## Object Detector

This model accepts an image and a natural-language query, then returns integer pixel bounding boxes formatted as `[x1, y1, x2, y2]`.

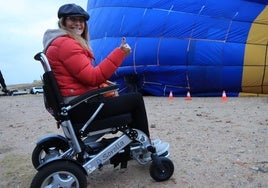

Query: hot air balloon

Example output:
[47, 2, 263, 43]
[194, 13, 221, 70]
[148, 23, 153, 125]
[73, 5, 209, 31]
[87, 0, 268, 96]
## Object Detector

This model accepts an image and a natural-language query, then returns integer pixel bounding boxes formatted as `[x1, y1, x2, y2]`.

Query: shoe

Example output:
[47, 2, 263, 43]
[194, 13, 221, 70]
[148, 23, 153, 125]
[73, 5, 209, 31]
[151, 138, 161, 146]
[142, 141, 170, 162]
[2, 88, 9, 93]
[155, 141, 170, 156]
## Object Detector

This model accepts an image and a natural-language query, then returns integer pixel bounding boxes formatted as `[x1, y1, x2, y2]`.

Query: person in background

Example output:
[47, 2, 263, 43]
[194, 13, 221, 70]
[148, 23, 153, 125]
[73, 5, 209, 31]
[42, 3, 169, 160]
[0, 70, 9, 94]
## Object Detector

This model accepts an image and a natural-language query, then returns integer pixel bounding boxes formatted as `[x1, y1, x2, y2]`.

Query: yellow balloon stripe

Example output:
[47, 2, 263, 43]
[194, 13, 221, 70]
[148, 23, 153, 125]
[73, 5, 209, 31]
[242, 6, 268, 95]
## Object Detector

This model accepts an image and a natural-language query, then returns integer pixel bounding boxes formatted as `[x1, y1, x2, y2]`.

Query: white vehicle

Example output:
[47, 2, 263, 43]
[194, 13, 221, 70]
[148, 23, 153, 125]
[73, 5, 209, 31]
[30, 87, 43, 94]
[10, 89, 28, 96]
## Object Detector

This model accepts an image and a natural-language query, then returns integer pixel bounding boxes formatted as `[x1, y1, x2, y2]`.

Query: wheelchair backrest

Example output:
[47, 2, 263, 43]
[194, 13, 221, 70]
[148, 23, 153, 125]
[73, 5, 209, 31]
[34, 52, 65, 121]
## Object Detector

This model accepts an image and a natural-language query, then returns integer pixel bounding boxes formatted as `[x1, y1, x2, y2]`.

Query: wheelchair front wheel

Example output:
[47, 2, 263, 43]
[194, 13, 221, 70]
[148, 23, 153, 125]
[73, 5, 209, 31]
[149, 157, 174, 182]
[30, 160, 87, 188]
[32, 140, 69, 169]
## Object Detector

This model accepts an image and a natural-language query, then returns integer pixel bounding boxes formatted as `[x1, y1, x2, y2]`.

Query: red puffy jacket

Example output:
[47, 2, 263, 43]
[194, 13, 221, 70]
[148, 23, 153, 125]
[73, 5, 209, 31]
[45, 35, 126, 97]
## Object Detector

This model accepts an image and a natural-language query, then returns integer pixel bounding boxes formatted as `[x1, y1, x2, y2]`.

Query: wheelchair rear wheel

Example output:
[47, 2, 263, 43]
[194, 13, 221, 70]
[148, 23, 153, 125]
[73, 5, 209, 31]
[30, 160, 87, 188]
[32, 140, 69, 169]
[149, 157, 174, 182]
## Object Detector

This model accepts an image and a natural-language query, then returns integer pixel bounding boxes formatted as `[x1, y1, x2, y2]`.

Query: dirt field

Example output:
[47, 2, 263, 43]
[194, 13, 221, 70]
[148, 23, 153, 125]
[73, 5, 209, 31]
[0, 95, 267, 187]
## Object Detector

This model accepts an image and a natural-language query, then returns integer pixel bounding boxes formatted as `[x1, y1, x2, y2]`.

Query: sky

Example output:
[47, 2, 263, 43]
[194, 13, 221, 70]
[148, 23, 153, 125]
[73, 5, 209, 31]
[0, 0, 87, 85]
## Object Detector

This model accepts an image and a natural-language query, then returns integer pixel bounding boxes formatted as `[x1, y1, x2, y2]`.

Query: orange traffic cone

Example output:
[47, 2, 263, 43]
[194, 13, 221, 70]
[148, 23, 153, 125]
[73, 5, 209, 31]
[221, 90, 227, 102]
[168, 91, 174, 100]
[185, 91, 192, 100]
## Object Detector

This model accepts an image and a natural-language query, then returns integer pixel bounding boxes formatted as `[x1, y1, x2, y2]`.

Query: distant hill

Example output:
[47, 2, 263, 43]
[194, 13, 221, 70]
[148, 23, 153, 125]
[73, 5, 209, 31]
[4, 80, 43, 91]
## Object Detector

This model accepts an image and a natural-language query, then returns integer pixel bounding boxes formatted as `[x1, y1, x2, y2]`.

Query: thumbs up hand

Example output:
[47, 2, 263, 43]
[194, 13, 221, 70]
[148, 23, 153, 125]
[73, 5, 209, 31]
[120, 37, 131, 56]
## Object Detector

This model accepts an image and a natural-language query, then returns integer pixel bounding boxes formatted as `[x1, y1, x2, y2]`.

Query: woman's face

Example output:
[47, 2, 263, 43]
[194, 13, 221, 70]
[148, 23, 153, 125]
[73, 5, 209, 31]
[65, 16, 85, 36]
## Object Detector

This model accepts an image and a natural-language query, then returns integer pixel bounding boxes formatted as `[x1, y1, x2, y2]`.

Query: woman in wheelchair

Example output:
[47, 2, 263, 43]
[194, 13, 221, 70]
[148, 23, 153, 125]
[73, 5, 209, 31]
[42, 3, 170, 161]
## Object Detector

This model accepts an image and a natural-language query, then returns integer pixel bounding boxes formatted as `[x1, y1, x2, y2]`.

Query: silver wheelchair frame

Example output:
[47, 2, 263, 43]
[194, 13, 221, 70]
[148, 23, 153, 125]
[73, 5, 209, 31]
[30, 52, 174, 187]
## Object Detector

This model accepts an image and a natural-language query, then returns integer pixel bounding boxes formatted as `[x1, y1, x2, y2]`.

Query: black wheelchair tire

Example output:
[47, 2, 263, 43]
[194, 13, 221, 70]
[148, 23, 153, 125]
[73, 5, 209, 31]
[32, 140, 69, 169]
[30, 160, 87, 188]
[149, 157, 174, 182]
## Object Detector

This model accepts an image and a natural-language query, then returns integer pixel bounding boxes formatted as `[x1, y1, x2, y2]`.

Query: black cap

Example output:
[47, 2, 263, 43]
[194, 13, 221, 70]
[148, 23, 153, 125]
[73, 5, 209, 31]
[58, 4, 89, 21]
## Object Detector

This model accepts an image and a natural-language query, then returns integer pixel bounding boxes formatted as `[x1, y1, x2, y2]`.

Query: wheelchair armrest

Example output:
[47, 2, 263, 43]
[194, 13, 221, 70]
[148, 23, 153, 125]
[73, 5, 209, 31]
[67, 84, 119, 108]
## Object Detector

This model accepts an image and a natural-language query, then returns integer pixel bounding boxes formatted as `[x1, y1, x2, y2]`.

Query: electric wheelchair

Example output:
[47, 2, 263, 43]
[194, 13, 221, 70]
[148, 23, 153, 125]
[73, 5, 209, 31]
[30, 52, 174, 187]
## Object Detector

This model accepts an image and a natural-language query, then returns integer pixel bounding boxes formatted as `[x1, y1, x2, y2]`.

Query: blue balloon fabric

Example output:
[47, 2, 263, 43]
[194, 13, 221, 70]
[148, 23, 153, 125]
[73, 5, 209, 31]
[87, 0, 268, 97]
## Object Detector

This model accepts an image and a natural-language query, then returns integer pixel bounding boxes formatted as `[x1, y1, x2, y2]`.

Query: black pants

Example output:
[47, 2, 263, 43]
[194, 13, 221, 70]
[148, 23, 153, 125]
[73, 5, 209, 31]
[69, 92, 150, 137]
[0, 70, 7, 89]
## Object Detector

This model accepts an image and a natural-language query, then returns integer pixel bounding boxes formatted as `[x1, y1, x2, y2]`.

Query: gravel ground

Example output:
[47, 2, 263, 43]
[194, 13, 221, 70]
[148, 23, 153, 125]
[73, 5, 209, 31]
[0, 95, 267, 188]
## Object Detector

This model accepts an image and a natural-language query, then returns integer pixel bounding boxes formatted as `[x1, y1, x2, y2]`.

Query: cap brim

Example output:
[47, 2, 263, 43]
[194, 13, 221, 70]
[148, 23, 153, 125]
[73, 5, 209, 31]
[67, 14, 89, 20]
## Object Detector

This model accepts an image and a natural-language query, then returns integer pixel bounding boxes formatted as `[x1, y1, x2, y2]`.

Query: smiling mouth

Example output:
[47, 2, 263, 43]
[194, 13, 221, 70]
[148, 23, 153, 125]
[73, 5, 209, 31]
[71, 28, 83, 34]
[71, 27, 82, 31]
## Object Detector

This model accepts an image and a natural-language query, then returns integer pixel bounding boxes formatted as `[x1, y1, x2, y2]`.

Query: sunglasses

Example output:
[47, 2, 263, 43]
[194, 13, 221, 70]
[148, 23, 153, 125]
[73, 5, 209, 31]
[66, 17, 86, 23]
